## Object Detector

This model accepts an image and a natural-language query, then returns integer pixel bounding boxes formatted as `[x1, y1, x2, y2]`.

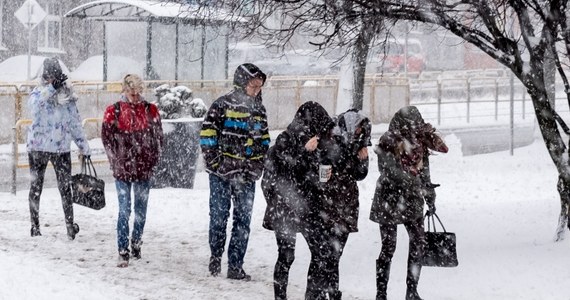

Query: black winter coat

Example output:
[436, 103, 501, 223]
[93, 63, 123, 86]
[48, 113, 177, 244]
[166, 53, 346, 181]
[261, 101, 334, 232]
[370, 106, 442, 225]
[320, 111, 370, 233]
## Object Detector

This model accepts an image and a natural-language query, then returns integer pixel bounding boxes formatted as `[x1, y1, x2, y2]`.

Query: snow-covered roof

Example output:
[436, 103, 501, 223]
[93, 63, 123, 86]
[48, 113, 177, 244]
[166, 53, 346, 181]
[64, 0, 244, 23]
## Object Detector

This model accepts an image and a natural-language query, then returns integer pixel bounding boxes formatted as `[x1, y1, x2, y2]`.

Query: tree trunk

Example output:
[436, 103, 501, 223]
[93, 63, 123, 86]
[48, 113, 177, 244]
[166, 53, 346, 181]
[351, 21, 378, 111]
[526, 61, 570, 240]
[352, 39, 370, 111]
[543, 48, 556, 109]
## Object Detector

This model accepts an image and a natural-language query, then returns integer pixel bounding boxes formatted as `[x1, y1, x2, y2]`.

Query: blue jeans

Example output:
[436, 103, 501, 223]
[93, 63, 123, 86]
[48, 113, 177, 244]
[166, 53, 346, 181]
[116, 180, 150, 252]
[208, 173, 255, 270]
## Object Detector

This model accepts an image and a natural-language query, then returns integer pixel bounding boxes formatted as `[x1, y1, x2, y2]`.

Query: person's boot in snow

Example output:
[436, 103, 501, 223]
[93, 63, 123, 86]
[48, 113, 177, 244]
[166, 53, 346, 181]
[328, 290, 342, 300]
[117, 250, 129, 268]
[66, 223, 80, 240]
[405, 262, 423, 300]
[209, 256, 221, 276]
[376, 259, 390, 300]
[227, 267, 251, 281]
[405, 287, 423, 300]
[305, 289, 328, 300]
[131, 240, 143, 259]
[30, 225, 41, 237]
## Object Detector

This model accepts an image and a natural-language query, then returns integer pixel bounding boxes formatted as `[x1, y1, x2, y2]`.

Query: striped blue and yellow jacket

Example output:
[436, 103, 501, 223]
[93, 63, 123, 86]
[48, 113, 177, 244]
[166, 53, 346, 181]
[200, 89, 270, 181]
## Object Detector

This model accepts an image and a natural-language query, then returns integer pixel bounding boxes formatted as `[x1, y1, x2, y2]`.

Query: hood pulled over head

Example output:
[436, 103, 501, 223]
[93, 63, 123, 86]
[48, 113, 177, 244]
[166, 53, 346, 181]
[380, 105, 448, 154]
[337, 109, 372, 146]
[288, 101, 334, 143]
[233, 63, 267, 89]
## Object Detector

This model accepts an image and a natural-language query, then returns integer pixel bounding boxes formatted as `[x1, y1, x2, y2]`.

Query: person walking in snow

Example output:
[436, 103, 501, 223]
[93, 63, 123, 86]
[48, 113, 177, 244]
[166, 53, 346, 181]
[200, 63, 270, 281]
[261, 101, 336, 299]
[101, 74, 163, 268]
[313, 109, 371, 299]
[370, 106, 448, 300]
[296, 106, 371, 300]
[27, 57, 91, 240]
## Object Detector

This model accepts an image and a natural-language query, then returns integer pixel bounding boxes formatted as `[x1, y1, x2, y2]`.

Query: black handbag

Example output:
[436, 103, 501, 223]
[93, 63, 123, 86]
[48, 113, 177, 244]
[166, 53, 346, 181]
[422, 212, 458, 267]
[72, 156, 106, 210]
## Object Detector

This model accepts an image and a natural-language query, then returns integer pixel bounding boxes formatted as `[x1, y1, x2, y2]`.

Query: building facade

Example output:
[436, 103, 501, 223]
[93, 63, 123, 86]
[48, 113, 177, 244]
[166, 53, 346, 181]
[1, 0, 103, 69]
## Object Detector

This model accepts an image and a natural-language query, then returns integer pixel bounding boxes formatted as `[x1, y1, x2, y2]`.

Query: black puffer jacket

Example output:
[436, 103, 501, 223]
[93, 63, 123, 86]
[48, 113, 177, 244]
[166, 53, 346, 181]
[261, 101, 334, 231]
[370, 106, 447, 224]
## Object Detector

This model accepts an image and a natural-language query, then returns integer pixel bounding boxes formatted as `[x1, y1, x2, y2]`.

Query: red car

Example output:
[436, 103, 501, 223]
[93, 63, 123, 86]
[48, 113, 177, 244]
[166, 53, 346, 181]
[374, 39, 426, 73]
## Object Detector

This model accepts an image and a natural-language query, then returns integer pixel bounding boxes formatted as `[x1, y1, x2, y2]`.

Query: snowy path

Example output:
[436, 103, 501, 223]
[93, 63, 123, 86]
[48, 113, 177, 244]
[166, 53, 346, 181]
[0, 137, 569, 299]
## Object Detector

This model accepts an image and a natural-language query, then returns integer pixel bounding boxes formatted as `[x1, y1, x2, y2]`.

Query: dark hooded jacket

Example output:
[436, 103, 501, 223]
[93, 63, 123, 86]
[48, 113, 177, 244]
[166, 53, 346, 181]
[261, 101, 334, 232]
[370, 106, 448, 224]
[320, 110, 371, 233]
[199, 63, 270, 182]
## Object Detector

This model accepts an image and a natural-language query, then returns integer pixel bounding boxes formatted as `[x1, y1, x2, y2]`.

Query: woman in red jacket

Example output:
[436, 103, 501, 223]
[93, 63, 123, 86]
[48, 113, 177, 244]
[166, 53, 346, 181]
[101, 74, 163, 267]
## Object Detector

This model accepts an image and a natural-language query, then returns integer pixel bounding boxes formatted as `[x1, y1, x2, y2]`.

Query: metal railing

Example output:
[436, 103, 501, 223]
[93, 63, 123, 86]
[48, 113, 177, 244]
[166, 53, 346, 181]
[6, 71, 543, 193]
[11, 117, 106, 194]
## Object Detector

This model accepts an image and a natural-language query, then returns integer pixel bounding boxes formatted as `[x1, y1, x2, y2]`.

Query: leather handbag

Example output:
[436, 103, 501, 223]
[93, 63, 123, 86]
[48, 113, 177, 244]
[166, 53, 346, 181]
[72, 156, 106, 210]
[422, 212, 458, 267]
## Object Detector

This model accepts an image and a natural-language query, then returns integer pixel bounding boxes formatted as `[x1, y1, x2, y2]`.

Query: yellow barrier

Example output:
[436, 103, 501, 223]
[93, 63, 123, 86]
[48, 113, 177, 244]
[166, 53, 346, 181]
[11, 117, 108, 194]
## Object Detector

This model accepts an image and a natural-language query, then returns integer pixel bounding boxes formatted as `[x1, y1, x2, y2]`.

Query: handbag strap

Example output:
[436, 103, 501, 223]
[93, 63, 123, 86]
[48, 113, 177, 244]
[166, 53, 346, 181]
[425, 212, 447, 233]
[81, 156, 98, 178]
[81, 156, 89, 175]
[86, 157, 98, 178]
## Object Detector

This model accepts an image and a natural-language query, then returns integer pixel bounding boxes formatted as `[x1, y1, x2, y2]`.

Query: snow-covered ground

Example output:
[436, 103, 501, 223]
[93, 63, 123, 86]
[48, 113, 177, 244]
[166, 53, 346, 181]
[0, 135, 569, 300]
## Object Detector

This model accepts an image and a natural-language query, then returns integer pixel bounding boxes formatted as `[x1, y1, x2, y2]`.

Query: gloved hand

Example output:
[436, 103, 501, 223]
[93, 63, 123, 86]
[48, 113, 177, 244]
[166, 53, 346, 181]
[52, 73, 68, 90]
[427, 203, 436, 216]
[78, 154, 90, 163]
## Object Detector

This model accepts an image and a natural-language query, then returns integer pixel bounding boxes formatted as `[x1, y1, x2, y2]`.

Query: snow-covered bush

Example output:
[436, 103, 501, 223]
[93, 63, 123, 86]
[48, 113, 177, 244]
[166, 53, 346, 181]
[153, 84, 207, 119]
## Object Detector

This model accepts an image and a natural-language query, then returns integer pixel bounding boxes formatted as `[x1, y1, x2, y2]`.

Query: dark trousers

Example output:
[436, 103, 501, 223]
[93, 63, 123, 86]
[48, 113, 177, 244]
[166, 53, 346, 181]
[28, 151, 73, 227]
[378, 218, 425, 290]
[301, 222, 349, 300]
[274, 230, 296, 300]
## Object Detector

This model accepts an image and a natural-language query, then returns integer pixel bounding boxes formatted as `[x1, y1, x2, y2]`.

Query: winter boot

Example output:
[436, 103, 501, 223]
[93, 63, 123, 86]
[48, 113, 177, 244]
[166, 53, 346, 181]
[274, 260, 292, 300]
[328, 290, 342, 300]
[131, 240, 143, 259]
[274, 281, 288, 300]
[405, 288, 423, 300]
[376, 259, 391, 300]
[117, 250, 130, 268]
[208, 256, 221, 276]
[304, 289, 328, 300]
[405, 263, 423, 300]
[66, 223, 80, 240]
[227, 267, 252, 281]
[30, 225, 41, 237]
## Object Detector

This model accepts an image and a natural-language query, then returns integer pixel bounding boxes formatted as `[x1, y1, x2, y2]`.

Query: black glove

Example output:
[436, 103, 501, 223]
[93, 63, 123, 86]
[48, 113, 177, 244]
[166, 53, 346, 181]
[78, 154, 90, 163]
[52, 73, 68, 90]
[427, 203, 436, 216]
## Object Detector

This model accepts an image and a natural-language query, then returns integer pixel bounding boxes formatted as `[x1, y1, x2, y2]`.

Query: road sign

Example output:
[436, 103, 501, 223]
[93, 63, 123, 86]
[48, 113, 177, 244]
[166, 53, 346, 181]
[14, 0, 47, 30]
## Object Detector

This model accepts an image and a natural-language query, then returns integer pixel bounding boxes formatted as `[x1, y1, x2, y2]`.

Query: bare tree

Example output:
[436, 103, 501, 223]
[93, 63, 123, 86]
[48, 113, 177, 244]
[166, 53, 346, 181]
[179, 0, 570, 239]
[358, 0, 570, 241]
[176, 0, 384, 110]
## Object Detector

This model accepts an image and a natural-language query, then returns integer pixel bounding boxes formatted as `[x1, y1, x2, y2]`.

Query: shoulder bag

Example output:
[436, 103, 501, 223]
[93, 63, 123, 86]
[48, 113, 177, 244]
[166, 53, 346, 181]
[422, 212, 459, 267]
[72, 156, 106, 210]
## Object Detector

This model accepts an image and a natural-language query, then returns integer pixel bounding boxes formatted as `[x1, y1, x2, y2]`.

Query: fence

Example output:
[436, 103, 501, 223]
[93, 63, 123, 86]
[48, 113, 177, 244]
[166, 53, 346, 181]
[7, 70, 548, 193]
[5, 75, 410, 144]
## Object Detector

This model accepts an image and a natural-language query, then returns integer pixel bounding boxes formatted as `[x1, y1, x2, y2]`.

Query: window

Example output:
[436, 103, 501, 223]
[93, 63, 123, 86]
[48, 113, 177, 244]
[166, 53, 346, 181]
[37, 1, 63, 53]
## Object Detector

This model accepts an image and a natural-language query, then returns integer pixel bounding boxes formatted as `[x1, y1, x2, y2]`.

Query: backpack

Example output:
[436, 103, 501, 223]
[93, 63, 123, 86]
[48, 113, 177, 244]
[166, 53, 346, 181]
[113, 101, 152, 127]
